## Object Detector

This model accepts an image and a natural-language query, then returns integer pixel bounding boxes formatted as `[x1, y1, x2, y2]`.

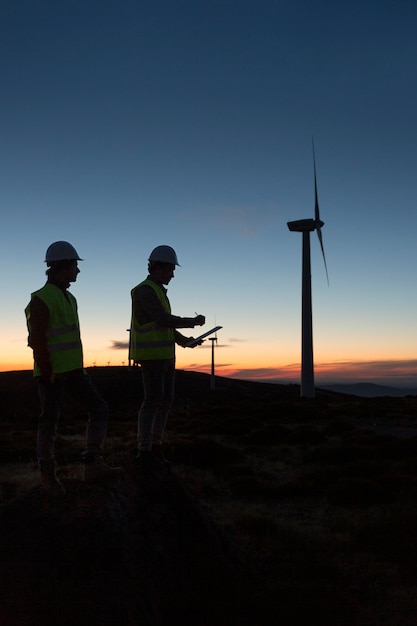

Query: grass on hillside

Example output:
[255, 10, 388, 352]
[2, 370, 417, 624]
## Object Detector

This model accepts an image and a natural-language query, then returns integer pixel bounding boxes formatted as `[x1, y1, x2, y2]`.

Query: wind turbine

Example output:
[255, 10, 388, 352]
[209, 328, 218, 390]
[287, 141, 329, 398]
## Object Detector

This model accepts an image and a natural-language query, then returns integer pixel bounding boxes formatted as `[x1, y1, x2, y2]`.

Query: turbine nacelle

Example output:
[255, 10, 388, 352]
[287, 218, 324, 233]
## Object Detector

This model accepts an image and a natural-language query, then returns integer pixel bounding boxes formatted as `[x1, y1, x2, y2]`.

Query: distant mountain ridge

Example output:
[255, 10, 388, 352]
[318, 382, 417, 398]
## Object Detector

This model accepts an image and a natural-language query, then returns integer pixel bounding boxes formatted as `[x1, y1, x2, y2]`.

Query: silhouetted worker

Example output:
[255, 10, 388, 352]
[25, 241, 122, 495]
[130, 245, 205, 466]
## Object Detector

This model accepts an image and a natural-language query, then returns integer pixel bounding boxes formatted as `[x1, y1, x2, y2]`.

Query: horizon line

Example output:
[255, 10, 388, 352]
[2, 361, 417, 389]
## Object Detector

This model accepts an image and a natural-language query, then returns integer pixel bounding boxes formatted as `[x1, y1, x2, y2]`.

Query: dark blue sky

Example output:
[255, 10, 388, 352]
[2, 0, 417, 383]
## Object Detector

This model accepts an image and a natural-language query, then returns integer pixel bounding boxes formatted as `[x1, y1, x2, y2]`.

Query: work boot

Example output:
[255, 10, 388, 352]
[152, 445, 172, 468]
[84, 456, 124, 484]
[40, 460, 66, 496]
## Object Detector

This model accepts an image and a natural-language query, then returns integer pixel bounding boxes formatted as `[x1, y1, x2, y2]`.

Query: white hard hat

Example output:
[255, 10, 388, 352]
[45, 241, 83, 264]
[148, 245, 180, 266]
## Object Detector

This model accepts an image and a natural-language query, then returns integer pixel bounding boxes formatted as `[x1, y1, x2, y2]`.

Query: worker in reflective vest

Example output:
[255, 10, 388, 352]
[25, 241, 122, 495]
[130, 277, 176, 361]
[26, 281, 83, 377]
[130, 245, 205, 467]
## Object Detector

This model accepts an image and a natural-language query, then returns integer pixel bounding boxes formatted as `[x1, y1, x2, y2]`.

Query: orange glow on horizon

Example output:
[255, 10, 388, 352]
[1, 354, 416, 385]
[0, 362, 33, 373]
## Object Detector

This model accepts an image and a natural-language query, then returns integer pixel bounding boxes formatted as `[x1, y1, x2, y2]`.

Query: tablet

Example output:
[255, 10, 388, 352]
[185, 326, 223, 347]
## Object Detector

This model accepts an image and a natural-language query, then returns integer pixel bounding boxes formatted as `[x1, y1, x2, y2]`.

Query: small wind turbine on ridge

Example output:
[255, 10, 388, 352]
[287, 139, 329, 398]
[209, 322, 219, 390]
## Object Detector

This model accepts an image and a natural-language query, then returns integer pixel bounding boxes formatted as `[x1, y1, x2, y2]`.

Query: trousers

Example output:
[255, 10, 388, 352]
[137, 358, 175, 451]
[36, 373, 108, 463]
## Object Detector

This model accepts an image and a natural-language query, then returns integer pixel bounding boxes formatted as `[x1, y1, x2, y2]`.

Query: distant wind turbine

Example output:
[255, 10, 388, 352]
[287, 141, 329, 398]
[209, 327, 219, 390]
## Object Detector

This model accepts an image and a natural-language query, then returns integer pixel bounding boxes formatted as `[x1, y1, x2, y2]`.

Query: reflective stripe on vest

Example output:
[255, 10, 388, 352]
[47, 323, 78, 338]
[48, 341, 83, 353]
[26, 283, 83, 375]
[130, 280, 175, 361]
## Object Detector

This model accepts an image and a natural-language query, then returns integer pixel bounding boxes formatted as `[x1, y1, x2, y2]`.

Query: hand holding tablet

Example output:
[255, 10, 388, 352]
[185, 326, 223, 348]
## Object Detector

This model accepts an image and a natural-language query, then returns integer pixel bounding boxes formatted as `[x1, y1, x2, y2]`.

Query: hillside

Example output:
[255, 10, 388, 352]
[2, 367, 417, 624]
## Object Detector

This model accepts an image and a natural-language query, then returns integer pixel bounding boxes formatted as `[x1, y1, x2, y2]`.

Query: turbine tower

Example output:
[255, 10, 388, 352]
[209, 331, 218, 390]
[287, 141, 329, 398]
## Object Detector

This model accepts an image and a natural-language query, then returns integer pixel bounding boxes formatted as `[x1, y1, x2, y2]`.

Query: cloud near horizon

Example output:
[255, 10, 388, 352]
[226, 359, 417, 384]
[111, 340, 129, 350]
[107, 342, 417, 385]
[110, 340, 229, 350]
[316, 359, 417, 378]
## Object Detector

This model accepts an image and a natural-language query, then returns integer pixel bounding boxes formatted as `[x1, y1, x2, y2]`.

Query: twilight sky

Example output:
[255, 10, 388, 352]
[2, 0, 417, 386]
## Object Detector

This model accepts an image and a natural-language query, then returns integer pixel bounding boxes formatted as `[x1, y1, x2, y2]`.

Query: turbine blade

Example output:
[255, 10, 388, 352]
[316, 224, 329, 285]
[312, 139, 320, 223]
[312, 138, 329, 285]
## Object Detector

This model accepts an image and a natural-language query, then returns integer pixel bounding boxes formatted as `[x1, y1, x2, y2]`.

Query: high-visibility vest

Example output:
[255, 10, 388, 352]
[130, 279, 175, 361]
[25, 283, 83, 375]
